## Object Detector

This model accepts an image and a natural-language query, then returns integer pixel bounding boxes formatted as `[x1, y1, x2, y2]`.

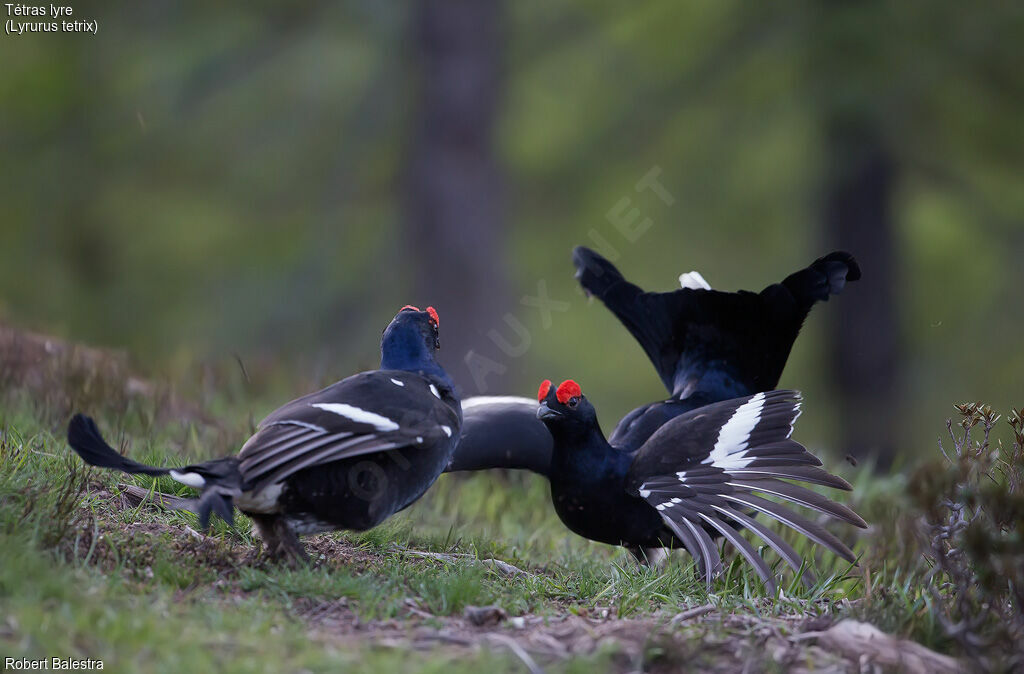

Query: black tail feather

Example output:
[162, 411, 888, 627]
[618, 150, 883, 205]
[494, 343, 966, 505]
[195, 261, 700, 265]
[446, 396, 553, 476]
[67, 413, 239, 531]
[780, 251, 861, 310]
[67, 414, 169, 477]
[572, 246, 629, 299]
[572, 246, 676, 393]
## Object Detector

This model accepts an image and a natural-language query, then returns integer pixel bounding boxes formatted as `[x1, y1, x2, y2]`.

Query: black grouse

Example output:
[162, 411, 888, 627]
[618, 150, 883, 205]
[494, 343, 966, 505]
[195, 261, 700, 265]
[449, 247, 861, 476]
[67, 305, 461, 563]
[536, 378, 866, 591]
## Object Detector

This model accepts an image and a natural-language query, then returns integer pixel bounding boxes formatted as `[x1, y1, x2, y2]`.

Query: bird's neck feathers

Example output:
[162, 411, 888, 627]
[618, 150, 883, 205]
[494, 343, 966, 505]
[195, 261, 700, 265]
[548, 420, 623, 479]
[380, 327, 448, 381]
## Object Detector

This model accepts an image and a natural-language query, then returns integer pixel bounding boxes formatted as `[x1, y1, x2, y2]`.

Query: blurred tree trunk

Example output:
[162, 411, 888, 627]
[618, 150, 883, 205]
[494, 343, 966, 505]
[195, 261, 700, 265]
[405, 0, 510, 393]
[810, 1, 904, 470]
[821, 119, 901, 470]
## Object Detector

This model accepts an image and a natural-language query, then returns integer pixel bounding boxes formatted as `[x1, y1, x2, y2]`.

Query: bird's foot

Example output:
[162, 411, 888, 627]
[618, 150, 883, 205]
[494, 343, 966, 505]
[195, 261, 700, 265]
[250, 515, 310, 568]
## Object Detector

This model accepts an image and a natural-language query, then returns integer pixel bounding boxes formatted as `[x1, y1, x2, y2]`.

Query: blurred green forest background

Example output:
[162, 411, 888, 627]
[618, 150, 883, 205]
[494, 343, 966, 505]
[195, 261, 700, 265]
[1, 1, 1022, 466]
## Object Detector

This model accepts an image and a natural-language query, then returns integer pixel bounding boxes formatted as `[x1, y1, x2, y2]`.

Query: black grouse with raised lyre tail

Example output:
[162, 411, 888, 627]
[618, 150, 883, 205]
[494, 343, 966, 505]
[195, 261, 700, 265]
[67, 306, 460, 562]
[535, 379, 866, 591]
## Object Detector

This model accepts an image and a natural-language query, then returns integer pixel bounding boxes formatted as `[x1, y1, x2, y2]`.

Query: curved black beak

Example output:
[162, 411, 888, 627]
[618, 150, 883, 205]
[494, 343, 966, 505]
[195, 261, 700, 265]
[537, 401, 562, 421]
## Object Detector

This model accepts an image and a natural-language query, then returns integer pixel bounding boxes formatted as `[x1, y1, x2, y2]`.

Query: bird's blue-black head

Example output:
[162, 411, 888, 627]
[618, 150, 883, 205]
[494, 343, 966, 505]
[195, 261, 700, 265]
[536, 379, 600, 441]
[381, 305, 442, 374]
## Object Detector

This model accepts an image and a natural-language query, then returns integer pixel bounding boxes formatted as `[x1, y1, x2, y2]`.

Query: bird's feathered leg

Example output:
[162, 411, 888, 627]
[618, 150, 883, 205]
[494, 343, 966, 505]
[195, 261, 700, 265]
[628, 546, 670, 570]
[249, 514, 309, 567]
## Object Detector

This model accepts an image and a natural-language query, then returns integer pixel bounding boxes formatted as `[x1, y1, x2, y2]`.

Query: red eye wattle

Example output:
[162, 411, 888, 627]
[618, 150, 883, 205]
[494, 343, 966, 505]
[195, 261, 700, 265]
[537, 379, 552, 402]
[556, 380, 582, 404]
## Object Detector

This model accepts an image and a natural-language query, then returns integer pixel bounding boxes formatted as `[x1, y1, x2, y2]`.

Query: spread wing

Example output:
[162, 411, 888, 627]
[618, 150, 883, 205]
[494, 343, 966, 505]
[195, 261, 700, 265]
[446, 396, 553, 475]
[574, 246, 860, 401]
[238, 370, 459, 492]
[626, 390, 866, 592]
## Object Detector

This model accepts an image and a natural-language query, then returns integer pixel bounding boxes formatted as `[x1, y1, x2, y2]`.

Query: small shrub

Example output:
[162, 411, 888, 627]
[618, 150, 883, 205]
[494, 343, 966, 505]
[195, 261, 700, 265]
[910, 403, 1024, 670]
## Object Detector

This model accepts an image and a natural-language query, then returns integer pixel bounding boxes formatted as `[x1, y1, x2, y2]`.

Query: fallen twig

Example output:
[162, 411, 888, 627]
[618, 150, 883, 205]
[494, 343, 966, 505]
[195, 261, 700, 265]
[119, 483, 199, 514]
[484, 634, 545, 674]
[669, 604, 715, 625]
[392, 545, 533, 578]
[797, 620, 962, 674]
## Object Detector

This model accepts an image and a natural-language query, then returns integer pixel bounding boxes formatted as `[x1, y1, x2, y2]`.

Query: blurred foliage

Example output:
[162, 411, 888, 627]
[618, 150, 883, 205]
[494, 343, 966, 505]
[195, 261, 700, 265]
[835, 402, 1024, 668]
[1, 1, 1022, 455]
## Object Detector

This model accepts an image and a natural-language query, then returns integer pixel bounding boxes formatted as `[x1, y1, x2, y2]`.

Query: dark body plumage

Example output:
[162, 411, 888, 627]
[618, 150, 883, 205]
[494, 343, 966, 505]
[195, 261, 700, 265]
[67, 306, 460, 561]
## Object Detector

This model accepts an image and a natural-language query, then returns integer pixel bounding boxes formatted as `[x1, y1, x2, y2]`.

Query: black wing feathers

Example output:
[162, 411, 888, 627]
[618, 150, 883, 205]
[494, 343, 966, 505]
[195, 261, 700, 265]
[237, 370, 457, 493]
[237, 427, 322, 473]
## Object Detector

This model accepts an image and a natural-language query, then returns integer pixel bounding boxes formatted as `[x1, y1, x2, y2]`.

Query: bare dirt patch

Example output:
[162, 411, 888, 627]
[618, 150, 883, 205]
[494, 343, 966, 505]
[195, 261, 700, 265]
[293, 593, 870, 673]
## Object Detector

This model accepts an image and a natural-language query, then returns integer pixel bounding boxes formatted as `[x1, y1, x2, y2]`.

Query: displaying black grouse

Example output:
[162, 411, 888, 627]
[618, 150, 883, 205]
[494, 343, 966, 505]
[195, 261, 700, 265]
[67, 305, 461, 563]
[536, 378, 866, 592]
[449, 247, 862, 476]
[446, 248, 865, 586]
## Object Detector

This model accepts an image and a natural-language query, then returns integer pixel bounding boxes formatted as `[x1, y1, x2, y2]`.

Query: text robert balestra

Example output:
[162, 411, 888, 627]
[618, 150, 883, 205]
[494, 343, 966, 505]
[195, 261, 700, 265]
[4, 657, 104, 670]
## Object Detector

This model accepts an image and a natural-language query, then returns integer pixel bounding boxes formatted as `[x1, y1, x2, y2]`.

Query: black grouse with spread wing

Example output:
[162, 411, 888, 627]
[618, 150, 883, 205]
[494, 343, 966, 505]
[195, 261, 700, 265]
[535, 379, 866, 591]
[67, 306, 460, 562]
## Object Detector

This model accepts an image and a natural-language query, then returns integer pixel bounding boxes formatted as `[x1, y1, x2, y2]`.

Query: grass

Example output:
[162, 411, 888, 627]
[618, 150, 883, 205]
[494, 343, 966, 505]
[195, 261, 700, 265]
[1, 370, 1015, 672]
[0, 402, 590, 673]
